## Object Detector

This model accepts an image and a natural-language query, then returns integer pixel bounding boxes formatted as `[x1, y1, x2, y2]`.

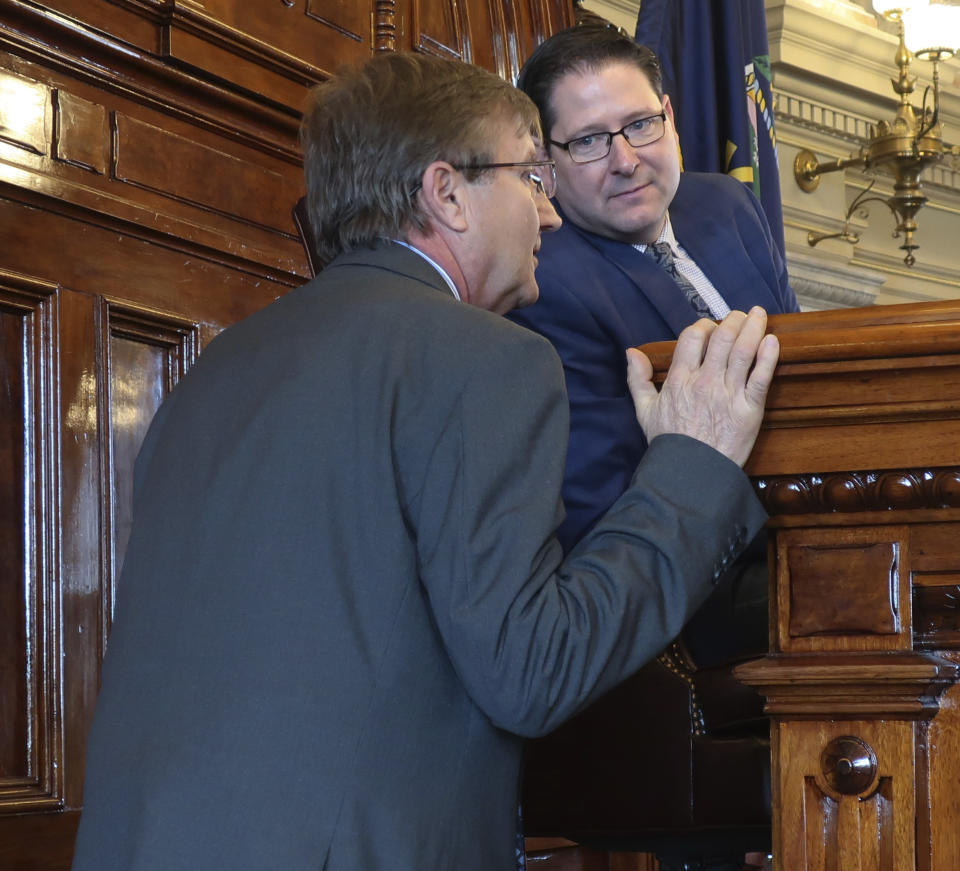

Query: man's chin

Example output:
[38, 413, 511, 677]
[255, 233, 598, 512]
[502, 283, 539, 315]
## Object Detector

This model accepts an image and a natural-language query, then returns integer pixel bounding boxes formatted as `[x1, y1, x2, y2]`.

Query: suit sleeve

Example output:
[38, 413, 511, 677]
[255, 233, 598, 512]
[407, 327, 767, 738]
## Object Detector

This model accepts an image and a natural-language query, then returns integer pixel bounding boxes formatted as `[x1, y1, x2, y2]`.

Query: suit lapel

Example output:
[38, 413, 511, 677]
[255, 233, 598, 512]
[670, 177, 781, 314]
[569, 223, 700, 337]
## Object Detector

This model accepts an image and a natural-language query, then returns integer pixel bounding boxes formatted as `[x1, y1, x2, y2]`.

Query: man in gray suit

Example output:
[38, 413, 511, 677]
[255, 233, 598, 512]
[71, 52, 778, 871]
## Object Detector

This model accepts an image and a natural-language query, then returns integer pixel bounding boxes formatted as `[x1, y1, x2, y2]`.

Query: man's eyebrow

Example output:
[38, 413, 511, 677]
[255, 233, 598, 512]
[564, 110, 661, 140]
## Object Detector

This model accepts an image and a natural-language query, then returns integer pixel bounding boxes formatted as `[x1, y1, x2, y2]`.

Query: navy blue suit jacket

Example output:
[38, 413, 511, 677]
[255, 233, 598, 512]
[511, 172, 799, 551]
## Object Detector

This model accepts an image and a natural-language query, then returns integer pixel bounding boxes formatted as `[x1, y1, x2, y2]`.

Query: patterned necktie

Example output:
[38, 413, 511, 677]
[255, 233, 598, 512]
[650, 241, 714, 320]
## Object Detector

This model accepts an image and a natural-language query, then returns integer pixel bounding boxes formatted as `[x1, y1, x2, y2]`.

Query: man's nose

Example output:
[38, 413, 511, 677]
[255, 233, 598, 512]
[536, 192, 562, 232]
[608, 131, 640, 173]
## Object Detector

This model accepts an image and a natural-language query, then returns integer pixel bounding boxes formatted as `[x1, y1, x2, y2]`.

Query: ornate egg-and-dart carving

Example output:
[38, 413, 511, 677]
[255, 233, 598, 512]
[754, 469, 960, 515]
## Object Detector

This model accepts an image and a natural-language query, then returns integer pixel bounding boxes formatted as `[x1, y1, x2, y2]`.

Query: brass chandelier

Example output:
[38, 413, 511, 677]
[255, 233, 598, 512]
[794, 1, 960, 266]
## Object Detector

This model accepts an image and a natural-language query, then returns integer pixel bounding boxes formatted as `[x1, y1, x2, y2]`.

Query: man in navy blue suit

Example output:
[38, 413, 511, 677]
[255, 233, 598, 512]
[511, 24, 799, 553]
[510, 26, 798, 871]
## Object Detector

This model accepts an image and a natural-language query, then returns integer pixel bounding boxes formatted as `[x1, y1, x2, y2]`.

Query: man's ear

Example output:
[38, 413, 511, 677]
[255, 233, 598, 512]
[662, 94, 683, 171]
[662, 93, 676, 126]
[417, 161, 470, 233]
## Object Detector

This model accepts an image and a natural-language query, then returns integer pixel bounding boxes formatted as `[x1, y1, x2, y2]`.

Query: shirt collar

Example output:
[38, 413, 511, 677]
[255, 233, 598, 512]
[632, 214, 677, 257]
[392, 240, 461, 301]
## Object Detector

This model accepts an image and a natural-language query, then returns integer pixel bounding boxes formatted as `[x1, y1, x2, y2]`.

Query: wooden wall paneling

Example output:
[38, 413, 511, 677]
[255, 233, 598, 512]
[99, 300, 199, 646]
[159, 0, 373, 106]
[55, 286, 101, 822]
[0, 196, 289, 331]
[0, 61, 308, 281]
[0, 1, 305, 149]
[0, 269, 61, 816]
[404, 0, 573, 81]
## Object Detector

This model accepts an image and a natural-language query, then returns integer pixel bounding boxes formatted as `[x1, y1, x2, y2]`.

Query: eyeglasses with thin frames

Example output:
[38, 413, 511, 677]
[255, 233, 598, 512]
[451, 160, 557, 199]
[549, 112, 667, 164]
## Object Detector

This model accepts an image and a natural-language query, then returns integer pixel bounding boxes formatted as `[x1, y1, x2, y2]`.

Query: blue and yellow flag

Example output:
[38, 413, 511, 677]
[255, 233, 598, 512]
[635, 0, 785, 256]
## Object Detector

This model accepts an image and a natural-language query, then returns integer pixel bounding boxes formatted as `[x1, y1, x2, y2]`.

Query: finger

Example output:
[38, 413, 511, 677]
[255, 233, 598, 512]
[666, 318, 716, 381]
[625, 347, 657, 412]
[699, 309, 747, 373]
[724, 306, 769, 391]
[743, 332, 780, 407]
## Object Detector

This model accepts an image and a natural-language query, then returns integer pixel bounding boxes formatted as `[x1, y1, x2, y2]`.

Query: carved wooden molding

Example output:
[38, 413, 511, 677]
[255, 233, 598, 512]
[0, 268, 62, 814]
[754, 467, 960, 516]
[374, 0, 398, 51]
[735, 652, 958, 719]
[771, 717, 923, 870]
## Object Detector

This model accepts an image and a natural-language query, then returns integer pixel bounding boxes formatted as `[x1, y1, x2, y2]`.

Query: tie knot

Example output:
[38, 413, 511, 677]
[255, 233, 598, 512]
[650, 241, 675, 266]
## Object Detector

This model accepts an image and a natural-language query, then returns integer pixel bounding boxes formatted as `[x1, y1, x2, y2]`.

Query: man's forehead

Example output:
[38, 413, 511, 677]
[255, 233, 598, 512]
[549, 62, 657, 120]
[490, 122, 538, 161]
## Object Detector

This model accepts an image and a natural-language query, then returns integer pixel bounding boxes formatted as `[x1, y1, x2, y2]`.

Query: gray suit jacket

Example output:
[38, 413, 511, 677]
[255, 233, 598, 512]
[71, 243, 766, 871]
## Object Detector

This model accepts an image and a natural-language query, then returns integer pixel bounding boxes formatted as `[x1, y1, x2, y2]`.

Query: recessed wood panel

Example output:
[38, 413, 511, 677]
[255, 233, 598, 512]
[0, 298, 29, 784]
[112, 112, 298, 234]
[161, 0, 373, 105]
[411, 0, 466, 60]
[0, 69, 48, 156]
[0, 270, 60, 813]
[53, 90, 109, 174]
[913, 573, 960, 650]
[778, 721, 916, 871]
[101, 303, 199, 635]
[788, 541, 900, 637]
[777, 526, 912, 652]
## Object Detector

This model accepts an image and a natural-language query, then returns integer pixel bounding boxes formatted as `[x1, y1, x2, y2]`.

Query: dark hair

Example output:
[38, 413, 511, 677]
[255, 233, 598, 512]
[517, 24, 663, 142]
[299, 52, 539, 268]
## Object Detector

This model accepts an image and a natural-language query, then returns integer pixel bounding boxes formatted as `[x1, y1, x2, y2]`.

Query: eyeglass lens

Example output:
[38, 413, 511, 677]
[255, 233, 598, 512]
[530, 164, 557, 198]
[567, 115, 665, 163]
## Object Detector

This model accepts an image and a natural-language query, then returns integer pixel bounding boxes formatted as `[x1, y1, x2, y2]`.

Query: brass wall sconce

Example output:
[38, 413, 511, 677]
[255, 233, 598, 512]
[794, 2, 959, 266]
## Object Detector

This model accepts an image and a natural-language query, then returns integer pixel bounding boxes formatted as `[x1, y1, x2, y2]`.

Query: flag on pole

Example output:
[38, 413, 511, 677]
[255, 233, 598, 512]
[635, 0, 785, 256]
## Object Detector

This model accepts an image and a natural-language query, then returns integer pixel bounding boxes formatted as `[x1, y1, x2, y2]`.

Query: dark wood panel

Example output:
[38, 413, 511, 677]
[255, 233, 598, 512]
[0, 196, 290, 323]
[0, 270, 60, 814]
[161, 0, 372, 104]
[411, 0, 466, 60]
[167, 0, 371, 69]
[112, 111, 300, 234]
[0, 300, 29, 783]
[102, 303, 199, 638]
[53, 90, 109, 174]
[0, 809, 80, 871]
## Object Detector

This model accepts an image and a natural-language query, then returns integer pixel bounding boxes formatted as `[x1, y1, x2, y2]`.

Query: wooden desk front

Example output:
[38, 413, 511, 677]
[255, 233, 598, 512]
[643, 300, 960, 871]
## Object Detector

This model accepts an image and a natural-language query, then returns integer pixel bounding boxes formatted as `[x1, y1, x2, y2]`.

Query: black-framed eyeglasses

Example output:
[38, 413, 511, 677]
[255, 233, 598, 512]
[451, 160, 557, 198]
[549, 112, 667, 163]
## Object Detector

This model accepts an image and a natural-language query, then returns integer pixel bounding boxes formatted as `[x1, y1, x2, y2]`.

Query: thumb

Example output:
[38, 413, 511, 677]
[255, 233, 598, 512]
[626, 347, 657, 420]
